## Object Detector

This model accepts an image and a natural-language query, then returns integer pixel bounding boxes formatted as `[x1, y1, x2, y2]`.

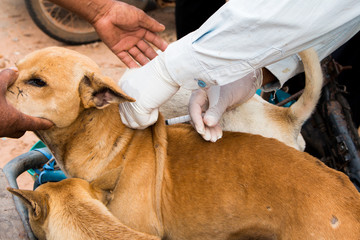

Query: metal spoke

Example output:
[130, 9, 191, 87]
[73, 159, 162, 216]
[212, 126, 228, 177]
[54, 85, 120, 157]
[38, 0, 93, 33]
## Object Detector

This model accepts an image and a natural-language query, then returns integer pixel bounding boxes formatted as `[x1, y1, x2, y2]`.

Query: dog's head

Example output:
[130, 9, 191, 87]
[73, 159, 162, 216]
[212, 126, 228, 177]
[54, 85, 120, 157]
[7, 172, 120, 240]
[5, 47, 134, 128]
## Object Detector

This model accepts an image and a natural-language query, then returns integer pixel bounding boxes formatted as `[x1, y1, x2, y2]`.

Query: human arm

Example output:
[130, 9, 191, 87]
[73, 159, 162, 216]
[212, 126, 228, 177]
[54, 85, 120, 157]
[119, 0, 360, 132]
[164, 0, 360, 87]
[0, 69, 53, 138]
[49, 0, 168, 67]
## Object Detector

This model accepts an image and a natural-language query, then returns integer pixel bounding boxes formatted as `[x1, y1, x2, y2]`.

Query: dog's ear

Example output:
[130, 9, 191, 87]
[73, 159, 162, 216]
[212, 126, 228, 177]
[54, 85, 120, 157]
[7, 188, 48, 221]
[79, 72, 135, 109]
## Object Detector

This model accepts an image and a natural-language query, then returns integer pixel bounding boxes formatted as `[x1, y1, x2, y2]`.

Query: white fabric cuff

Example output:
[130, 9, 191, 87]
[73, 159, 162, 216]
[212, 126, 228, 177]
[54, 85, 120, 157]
[164, 34, 215, 90]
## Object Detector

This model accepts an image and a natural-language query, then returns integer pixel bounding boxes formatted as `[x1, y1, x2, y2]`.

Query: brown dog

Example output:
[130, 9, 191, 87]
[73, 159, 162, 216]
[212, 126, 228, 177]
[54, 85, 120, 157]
[6, 47, 360, 239]
[8, 177, 160, 240]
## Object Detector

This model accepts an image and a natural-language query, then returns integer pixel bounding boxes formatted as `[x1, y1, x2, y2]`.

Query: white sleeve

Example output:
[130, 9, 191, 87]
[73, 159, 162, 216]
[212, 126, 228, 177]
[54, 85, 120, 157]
[164, 0, 360, 89]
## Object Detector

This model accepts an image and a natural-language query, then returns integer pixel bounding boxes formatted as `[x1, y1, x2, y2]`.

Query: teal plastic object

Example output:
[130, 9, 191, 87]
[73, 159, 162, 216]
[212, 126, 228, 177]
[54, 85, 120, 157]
[256, 89, 295, 108]
[269, 90, 295, 107]
[27, 140, 47, 177]
[28, 140, 67, 187]
[29, 140, 46, 151]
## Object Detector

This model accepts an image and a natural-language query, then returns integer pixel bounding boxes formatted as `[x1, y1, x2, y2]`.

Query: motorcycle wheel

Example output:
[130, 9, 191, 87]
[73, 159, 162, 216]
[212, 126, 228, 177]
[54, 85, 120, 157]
[25, 0, 99, 45]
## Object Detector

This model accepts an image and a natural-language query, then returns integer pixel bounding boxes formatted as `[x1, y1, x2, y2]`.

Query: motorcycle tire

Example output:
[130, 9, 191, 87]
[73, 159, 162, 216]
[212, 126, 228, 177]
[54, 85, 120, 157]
[25, 0, 99, 45]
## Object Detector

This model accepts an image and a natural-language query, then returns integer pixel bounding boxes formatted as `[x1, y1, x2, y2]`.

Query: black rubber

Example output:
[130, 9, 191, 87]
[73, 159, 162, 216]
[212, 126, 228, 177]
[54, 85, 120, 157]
[25, 0, 99, 45]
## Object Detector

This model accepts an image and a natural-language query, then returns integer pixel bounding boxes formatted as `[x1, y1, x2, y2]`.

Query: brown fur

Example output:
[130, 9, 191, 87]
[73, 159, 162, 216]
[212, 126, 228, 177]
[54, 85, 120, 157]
[8, 177, 160, 240]
[6, 47, 360, 239]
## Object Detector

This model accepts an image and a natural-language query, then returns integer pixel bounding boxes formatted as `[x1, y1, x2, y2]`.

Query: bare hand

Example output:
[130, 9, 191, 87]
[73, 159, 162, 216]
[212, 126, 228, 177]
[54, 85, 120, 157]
[0, 68, 53, 138]
[92, 1, 168, 68]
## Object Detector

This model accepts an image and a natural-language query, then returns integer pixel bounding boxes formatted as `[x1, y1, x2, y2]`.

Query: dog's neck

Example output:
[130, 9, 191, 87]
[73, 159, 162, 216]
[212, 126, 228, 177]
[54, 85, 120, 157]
[35, 104, 167, 236]
[35, 105, 144, 180]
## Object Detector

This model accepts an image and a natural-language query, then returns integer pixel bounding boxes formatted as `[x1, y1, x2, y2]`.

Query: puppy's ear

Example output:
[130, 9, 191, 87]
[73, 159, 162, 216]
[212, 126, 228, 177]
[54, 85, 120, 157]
[7, 188, 48, 221]
[79, 72, 135, 109]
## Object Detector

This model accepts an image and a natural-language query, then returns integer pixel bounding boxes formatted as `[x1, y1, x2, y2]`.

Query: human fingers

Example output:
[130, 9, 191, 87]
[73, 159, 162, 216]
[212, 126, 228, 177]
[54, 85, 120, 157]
[0, 68, 19, 94]
[201, 127, 211, 141]
[143, 31, 168, 52]
[138, 11, 165, 33]
[16, 112, 54, 132]
[128, 45, 150, 66]
[0, 110, 53, 138]
[5, 130, 26, 139]
[118, 51, 140, 68]
[132, 35, 168, 65]
[137, 39, 158, 61]
[199, 124, 222, 142]
[190, 103, 205, 135]
[203, 86, 226, 127]
[203, 104, 226, 128]
[208, 124, 223, 142]
[189, 89, 208, 135]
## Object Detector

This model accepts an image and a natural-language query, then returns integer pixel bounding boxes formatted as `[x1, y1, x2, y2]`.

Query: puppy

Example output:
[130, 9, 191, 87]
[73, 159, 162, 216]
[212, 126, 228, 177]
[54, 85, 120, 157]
[8, 176, 160, 240]
[161, 49, 323, 151]
[6, 47, 360, 239]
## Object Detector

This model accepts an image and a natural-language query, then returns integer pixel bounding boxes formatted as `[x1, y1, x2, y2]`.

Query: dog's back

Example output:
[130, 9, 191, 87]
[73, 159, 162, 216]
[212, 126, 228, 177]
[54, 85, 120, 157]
[8, 178, 160, 240]
[163, 125, 360, 239]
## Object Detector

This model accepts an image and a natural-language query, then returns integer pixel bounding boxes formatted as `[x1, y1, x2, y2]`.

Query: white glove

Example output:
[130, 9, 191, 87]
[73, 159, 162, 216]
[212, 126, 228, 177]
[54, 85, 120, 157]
[189, 69, 263, 142]
[119, 52, 179, 129]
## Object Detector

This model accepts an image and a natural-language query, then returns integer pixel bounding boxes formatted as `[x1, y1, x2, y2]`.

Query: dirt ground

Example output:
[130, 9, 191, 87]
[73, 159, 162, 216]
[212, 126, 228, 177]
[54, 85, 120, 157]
[0, 0, 176, 189]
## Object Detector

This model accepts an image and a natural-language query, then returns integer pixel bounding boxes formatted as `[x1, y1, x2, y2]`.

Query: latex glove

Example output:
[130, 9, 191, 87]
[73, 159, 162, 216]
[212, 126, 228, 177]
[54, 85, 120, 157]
[189, 69, 263, 142]
[119, 52, 179, 129]
[0, 68, 53, 138]
[91, 1, 168, 68]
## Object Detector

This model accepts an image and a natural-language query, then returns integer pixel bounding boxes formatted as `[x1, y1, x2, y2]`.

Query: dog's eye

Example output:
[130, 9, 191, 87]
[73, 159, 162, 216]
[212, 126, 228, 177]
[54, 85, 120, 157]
[27, 78, 47, 87]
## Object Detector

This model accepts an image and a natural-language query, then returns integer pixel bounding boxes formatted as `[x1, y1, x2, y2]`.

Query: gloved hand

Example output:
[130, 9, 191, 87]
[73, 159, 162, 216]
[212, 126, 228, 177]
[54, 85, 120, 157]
[189, 69, 263, 142]
[118, 52, 179, 129]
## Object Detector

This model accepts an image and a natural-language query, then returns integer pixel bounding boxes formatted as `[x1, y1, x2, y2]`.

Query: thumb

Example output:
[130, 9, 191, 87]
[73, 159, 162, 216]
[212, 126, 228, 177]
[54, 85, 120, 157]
[138, 13, 165, 33]
[6, 130, 26, 139]
[17, 113, 54, 131]
[204, 86, 227, 127]
[203, 104, 226, 127]
[0, 68, 19, 94]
